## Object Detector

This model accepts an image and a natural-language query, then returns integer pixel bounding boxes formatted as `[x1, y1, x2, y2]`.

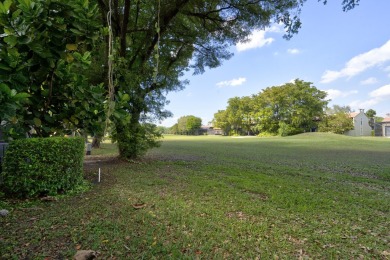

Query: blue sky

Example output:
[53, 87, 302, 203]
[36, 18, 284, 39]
[160, 0, 390, 127]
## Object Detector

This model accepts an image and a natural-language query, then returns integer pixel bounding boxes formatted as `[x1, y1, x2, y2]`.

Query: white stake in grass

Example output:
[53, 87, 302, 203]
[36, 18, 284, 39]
[98, 168, 101, 183]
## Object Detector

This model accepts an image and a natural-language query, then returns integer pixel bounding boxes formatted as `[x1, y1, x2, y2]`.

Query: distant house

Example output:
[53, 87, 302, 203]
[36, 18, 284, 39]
[200, 126, 223, 135]
[345, 109, 372, 136]
[375, 117, 390, 137]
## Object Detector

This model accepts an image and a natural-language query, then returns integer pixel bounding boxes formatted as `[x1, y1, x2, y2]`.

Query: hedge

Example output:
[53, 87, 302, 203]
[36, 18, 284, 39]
[1, 137, 85, 198]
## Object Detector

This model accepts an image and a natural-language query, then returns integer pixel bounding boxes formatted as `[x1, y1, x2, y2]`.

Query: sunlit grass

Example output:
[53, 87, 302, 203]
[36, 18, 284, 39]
[1, 133, 389, 258]
[89, 142, 118, 156]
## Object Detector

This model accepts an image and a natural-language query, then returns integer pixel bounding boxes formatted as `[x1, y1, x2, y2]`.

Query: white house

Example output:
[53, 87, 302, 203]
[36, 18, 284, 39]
[345, 109, 372, 136]
[377, 117, 390, 137]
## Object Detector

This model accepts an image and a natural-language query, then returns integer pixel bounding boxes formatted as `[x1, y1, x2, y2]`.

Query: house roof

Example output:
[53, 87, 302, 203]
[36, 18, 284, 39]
[382, 117, 390, 123]
[349, 112, 359, 118]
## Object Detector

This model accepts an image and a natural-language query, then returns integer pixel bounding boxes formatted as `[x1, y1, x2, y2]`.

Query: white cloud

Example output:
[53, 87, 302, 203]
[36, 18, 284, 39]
[349, 98, 381, 110]
[369, 84, 390, 98]
[236, 24, 283, 52]
[267, 24, 284, 33]
[216, 77, 247, 88]
[360, 77, 378, 85]
[236, 30, 274, 52]
[320, 39, 390, 83]
[349, 84, 390, 111]
[287, 48, 300, 54]
[325, 89, 358, 100]
[384, 66, 390, 77]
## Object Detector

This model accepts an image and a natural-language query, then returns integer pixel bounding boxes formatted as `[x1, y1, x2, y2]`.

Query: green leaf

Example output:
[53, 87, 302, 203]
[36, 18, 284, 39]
[82, 0, 89, 9]
[4, 35, 17, 47]
[73, 52, 82, 60]
[33, 117, 42, 127]
[121, 94, 130, 102]
[0, 83, 11, 95]
[0, 0, 12, 14]
[66, 44, 78, 51]
[0, 64, 11, 71]
[14, 92, 30, 100]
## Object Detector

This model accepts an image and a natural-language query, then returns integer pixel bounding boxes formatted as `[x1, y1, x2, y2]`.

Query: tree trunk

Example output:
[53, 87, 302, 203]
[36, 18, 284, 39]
[91, 135, 102, 148]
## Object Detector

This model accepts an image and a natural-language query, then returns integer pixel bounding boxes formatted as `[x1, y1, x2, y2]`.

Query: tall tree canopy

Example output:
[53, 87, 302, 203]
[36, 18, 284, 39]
[96, 0, 312, 157]
[213, 79, 328, 136]
[175, 115, 202, 135]
[96, 0, 359, 157]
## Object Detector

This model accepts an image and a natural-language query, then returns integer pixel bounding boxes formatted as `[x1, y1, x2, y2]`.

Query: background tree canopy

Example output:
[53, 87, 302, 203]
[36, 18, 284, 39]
[173, 115, 202, 135]
[213, 79, 328, 136]
[0, 0, 361, 157]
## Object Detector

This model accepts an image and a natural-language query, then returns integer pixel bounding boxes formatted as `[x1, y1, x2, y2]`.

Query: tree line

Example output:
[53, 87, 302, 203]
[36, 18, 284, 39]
[212, 79, 378, 136]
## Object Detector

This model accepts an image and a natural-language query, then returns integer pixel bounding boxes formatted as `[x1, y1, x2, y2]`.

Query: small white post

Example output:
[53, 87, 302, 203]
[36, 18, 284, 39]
[98, 168, 101, 183]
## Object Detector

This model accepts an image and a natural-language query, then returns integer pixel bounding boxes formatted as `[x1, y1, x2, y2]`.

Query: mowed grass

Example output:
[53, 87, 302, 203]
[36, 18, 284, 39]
[1, 133, 389, 259]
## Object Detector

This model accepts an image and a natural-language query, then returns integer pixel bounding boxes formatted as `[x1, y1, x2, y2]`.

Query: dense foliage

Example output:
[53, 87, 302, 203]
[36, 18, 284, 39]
[1, 137, 85, 198]
[0, 0, 105, 139]
[170, 115, 202, 135]
[213, 79, 328, 136]
[318, 105, 354, 134]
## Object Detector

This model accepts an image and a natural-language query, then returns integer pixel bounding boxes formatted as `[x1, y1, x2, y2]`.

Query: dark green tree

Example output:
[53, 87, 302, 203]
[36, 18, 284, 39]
[365, 109, 376, 119]
[365, 108, 376, 130]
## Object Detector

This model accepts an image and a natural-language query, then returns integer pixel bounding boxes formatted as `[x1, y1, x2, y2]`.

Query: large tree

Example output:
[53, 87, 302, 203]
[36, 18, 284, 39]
[213, 79, 328, 136]
[252, 79, 328, 135]
[96, 0, 360, 158]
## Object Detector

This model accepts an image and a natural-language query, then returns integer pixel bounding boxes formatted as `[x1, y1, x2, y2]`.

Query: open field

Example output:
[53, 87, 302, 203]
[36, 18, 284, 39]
[1, 133, 389, 258]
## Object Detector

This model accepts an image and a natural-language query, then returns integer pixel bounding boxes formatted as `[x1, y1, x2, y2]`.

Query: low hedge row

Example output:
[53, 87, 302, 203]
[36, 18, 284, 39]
[1, 137, 85, 198]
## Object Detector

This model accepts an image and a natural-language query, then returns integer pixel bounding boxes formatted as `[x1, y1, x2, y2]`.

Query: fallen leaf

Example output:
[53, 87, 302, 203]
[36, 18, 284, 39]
[381, 250, 390, 256]
[73, 250, 97, 260]
[76, 244, 82, 250]
[132, 203, 146, 209]
[40, 196, 57, 202]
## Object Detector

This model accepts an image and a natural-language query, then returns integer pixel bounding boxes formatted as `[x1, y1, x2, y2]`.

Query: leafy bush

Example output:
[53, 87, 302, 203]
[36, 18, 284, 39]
[278, 122, 302, 136]
[1, 137, 85, 198]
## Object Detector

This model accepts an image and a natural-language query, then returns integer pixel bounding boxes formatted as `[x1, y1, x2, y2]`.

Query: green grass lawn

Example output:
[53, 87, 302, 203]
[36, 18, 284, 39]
[1, 133, 389, 258]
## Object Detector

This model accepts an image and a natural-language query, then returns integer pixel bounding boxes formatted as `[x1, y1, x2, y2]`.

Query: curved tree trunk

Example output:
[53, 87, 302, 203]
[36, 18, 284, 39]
[91, 135, 102, 148]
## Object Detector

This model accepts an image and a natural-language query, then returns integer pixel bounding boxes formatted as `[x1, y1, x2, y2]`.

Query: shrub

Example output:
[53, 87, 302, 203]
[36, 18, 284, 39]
[1, 137, 85, 198]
